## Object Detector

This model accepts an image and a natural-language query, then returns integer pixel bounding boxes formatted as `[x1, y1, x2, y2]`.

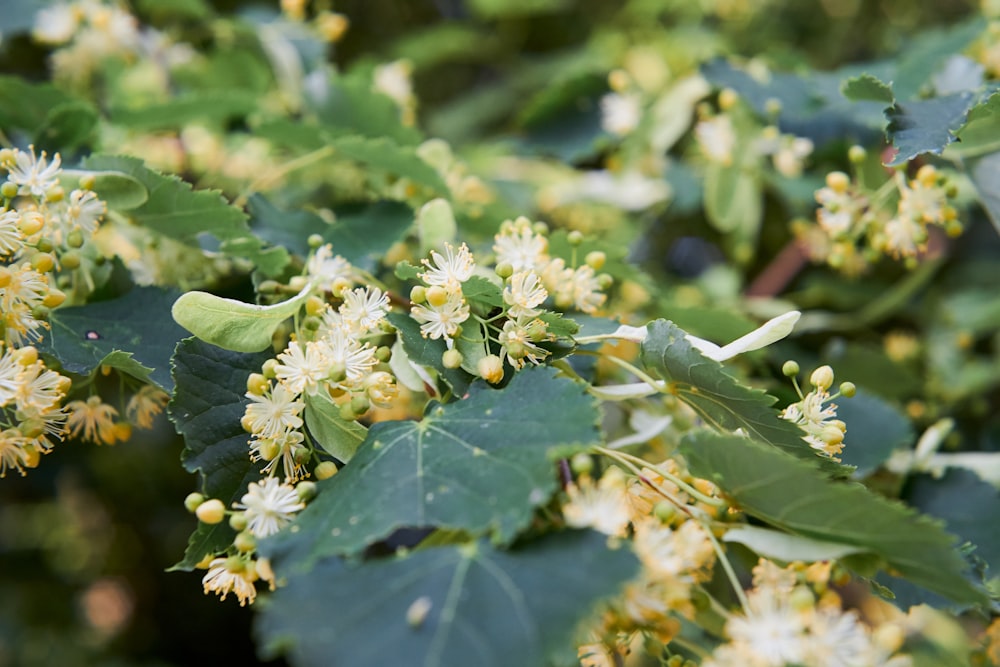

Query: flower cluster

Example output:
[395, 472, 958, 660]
[798, 163, 961, 273]
[780, 363, 853, 461]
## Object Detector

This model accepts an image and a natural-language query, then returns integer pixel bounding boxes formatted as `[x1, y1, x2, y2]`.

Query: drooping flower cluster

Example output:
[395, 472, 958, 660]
[780, 364, 852, 460]
[799, 162, 961, 273]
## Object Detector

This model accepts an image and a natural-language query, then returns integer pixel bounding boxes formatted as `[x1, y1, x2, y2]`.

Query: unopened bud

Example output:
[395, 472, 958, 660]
[718, 88, 739, 110]
[825, 171, 850, 194]
[495, 261, 513, 279]
[42, 288, 66, 308]
[229, 513, 248, 531]
[839, 381, 856, 398]
[477, 354, 504, 384]
[234, 531, 257, 552]
[425, 285, 449, 307]
[31, 252, 55, 273]
[567, 230, 584, 246]
[247, 373, 269, 396]
[782, 360, 800, 377]
[442, 349, 463, 369]
[184, 492, 205, 512]
[315, 461, 339, 480]
[569, 453, 593, 476]
[847, 145, 866, 164]
[59, 251, 81, 270]
[0, 182, 18, 199]
[810, 365, 835, 390]
[305, 295, 325, 317]
[79, 174, 96, 190]
[585, 251, 606, 270]
[195, 499, 226, 524]
[307, 233, 324, 249]
[262, 358, 279, 379]
[296, 481, 318, 502]
[410, 285, 426, 303]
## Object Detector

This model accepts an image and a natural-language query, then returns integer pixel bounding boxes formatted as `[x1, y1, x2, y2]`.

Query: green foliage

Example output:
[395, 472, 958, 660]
[303, 391, 367, 463]
[109, 91, 258, 130]
[169, 338, 272, 566]
[262, 367, 599, 571]
[388, 311, 471, 396]
[257, 531, 638, 667]
[44, 286, 187, 390]
[885, 94, 977, 166]
[172, 284, 313, 353]
[0, 76, 98, 150]
[681, 431, 988, 605]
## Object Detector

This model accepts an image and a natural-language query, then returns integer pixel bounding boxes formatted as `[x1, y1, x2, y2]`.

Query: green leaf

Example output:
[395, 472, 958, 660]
[80, 154, 252, 246]
[332, 135, 449, 194]
[324, 201, 414, 272]
[884, 93, 976, 166]
[387, 311, 471, 397]
[681, 431, 988, 605]
[257, 531, 637, 667]
[461, 276, 504, 310]
[168, 337, 272, 566]
[304, 391, 367, 463]
[109, 91, 257, 130]
[538, 312, 580, 338]
[836, 389, 913, 477]
[0, 76, 97, 150]
[169, 522, 235, 573]
[395, 260, 423, 281]
[841, 74, 894, 104]
[262, 366, 600, 570]
[316, 74, 422, 145]
[35, 101, 99, 151]
[171, 283, 313, 353]
[965, 151, 1000, 234]
[905, 469, 1000, 575]
[44, 287, 187, 391]
[952, 92, 1000, 157]
[640, 319, 844, 472]
[704, 160, 762, 234]
[59, 169, 149, 210]
[723, 525, 866, 562]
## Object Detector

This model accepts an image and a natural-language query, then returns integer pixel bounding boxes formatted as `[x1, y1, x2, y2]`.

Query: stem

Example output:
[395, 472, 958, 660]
[704, 525, 751, 614]
[234, 145, 337, 207]
[594, 447, 725, 508]
[578, 350, 665, 391]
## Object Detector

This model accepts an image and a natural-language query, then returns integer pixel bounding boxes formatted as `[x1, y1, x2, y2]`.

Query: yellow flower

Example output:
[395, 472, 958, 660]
[66, 395, 119, 445]
[126, 385, 169, 429]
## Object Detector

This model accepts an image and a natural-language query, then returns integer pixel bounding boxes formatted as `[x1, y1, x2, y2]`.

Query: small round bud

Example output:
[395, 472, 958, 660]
[569, 453, 593, 476]
[229, 513, 248, 532]
[302, 315, 321, 331]
[31, 253, 55, 273]
[328, 361, 347, 383]
[847, 145, 867, 164]
[425, 285, 449, 307]
[442, 348, 463, 369]
[315, 461, 339, 480]
[305, 295, 326, 317]
[18, 212, 44, 236]
[653, 501, 677, 523]
[262, 358, 279, 379]
[257, 439, 280, 461]
[810, 365, 835, 390]
[532, 221, 549, 236]
[19, 418, 45, 439]
[42, 288, 67, 308]
[195, 499, 227, 524]
[247, 373, 269, 396]
[59, 251, 81, 270]
[45, 186, 65, 203]
[241, 414, 255, 433]
[257, 280, 280, 294]
[234, 531, 257, 553]
[409, 285, 427, 303]
[585, 251, 606, 270]
[718, 88, 739, 110]
[0, 182, 18, 199]
[825, 171, 850, 194]
[339, 402, 357, 420]
[224, 556, 246, 574]
[764, 97, 782, 116]
[495, 261, 513, 279]
[477, 354, 504, 384]
[66, 229, 85, 248]
[79, 174, 96, 190]
[14, 346, 38, 366]
[789, 585, 814, 611]
[296, 481, 318, 502]
[821, 425, 845, 446]
[307, 233, 324, 249]
[504, 340, 525, 360]
[596, 273, 613, 290]
[350, 394, 371, 415]
[839, 381, 856, 398]
[288, 276, 308, 291]
[782, 360, 799, 377]
[292, 445, 311, 466]
[331, 277, 352, 299]
[567, 230, 584, 246]
[22, 444, 40, 469]
[184, 492, 205, 513]
[0, 148, 14, 165]
[0, 266, 10, 289]
[916, 164, 938, 187]
[375, 346, 392, 363]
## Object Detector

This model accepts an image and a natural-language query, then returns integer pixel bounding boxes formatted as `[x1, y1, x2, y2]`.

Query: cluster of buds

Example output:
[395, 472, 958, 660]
[780, 361, 855, 460]
[185, 477, 317, 606]
[799, 156, 961, 272]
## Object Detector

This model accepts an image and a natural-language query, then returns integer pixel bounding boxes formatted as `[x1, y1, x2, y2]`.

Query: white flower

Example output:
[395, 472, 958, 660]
[600, 92, 642, 136]
[65, 189, 106, 235]
[202, 558, 258, 606]
[410, 290, 469, 341]
[315, 326, 378, 389]
[493, 216, 548, 272]
[0, 210, 24, 257]
[695, 115, 736, 165]
[339, 286, 389, 334]
[726, 587, 810, 666]
[307, 245, 354, 292]
[33, 3, 80, 44]
[806, 607, 872, 667]
[503, 270, 547, 319]
[373, 60, 414, 108]
[4, 147, 62, 198]
[419, 242, 475, 289]
[882, 215, 926, 258]
[499, 317, 549, 369]
[235, 477, 305, 538]
[634, 519, 715, 582]
[274, 340, 328, 395]
[563, 477, 631, 536]
[243, 383, 304, 439]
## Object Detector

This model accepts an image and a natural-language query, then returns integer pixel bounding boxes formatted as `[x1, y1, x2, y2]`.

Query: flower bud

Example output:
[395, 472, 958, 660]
[292, 445, 311, 465]
[495, 261, 513, 279]
[825, 171, 850, 194]
[653, 501, 676, 523]
[184, 492, 205, 513]
[839, 381, 856, 398]
[442, 349, 463, 369]
[234, 531, 257, 553]
[567, 230, 584, 246]
[257, 439, 280, 461]
[59, 251, 81, 270]
[195, 499, 226, 524]
[375, 345, 392, 363]
[247, 373, 269, 396]
[42, 288, 66, 308]
[316, 461, 339, 480]
[585, 251, 606, 270]
[782, 360, 799, 377]
[847, 145, 867, 164]
[0, 182, 18, 199]
[305, 295, 326, 317]
[296, 481, 318, 502]
[258, 280, 280, 294]
[229, 512, 248, 531]
[79, 174, 96, 190]
[31, 252, 55, 273]
[262, 358, 279, 379]
[18, 212, 44, 236]
[718, 88, 739, 110]
[569, 453, 593, 476]
[307, 233, 324, 249]
[409, 285, 426, 303]
[425, 285, 449, 307]
[350, 394, 370, 415]
[66, 229, 85, 248]
[810, 365, 835, 390]
[477, 354, 504, 384]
